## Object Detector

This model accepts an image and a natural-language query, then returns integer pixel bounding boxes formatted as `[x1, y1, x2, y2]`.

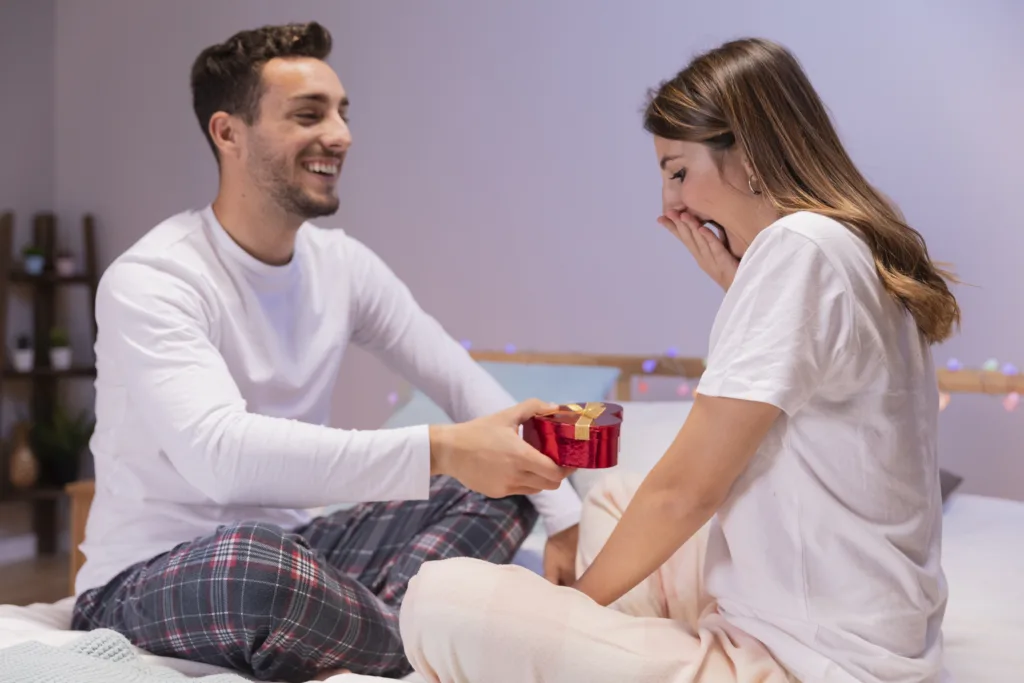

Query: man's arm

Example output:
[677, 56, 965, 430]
[100, 260, 436, 509]
[347, 238, 582, 535]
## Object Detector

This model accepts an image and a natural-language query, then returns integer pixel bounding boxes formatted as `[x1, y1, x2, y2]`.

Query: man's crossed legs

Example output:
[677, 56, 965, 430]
[71, 476, 537, 681]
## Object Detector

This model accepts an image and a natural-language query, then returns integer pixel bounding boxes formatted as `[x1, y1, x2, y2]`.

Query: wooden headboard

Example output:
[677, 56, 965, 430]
[62, 349, 1018, 594]
[468, 350, 707, 401]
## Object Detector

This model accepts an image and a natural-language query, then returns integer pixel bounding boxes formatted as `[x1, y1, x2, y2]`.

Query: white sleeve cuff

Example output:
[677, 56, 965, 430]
[399, 424, 433, 501]
[527, 479, 583, 536]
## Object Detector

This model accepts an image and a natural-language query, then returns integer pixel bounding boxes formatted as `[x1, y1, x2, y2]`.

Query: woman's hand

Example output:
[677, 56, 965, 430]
[543, 524, 579, 586]
[658, 210, 739, 291]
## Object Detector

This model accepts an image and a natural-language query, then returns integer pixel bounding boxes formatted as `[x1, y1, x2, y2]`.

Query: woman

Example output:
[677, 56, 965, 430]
[399, 38, 959, 683]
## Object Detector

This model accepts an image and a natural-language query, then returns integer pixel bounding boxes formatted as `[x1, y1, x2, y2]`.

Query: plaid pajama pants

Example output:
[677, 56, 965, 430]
[70, 475, 538, 681]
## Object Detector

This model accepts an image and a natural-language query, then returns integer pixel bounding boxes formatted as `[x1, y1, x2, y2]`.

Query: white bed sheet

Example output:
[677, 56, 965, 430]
[0, 597, 425, 682]
[1, 494, 1018, 681]
[939, 492, 1024, 682]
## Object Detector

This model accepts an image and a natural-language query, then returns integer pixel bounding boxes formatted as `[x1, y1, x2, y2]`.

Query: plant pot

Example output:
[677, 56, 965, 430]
[12, 348, 34, 372]
[23, 254, 45, 275]
[55, 257, 75, 277]
[50, 346, 72, 370]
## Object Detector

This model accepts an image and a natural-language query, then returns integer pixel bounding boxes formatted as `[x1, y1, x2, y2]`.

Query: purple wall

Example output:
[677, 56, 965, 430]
[5, 0, 1018, 500]
[0, 0, 55, 439]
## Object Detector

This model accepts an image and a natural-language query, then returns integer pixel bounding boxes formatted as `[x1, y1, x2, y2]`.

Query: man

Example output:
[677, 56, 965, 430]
[71, 21, 582, 681]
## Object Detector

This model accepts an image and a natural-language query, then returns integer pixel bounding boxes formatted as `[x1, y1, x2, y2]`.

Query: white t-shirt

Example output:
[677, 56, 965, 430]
[696, 211, 947, 683]
[76, 206, 581, 594]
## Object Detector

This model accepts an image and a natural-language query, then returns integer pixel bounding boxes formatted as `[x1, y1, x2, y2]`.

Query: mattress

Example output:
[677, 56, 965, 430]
[938, 492, 1024, 682]
[0, 494, 1019, 682]
[0, 596, 426, 682]
[0, 537, 549, 682]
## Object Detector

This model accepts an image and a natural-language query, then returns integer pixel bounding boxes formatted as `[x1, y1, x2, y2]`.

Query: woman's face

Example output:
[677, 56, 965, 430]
[654, 135, 767, 258]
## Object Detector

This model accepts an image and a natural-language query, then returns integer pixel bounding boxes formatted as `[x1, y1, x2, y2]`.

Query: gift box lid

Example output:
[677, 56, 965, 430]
[533, 402, 623, 440]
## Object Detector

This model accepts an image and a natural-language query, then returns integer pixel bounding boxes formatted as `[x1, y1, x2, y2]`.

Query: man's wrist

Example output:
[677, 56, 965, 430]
[428, 423, 457, 477]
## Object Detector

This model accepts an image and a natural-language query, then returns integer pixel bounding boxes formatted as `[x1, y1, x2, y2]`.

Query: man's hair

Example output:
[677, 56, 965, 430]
[190, 22, 333, 160]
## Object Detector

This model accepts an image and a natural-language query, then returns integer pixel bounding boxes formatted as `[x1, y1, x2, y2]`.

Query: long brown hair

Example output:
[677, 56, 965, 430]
[644, 38, 960, 344]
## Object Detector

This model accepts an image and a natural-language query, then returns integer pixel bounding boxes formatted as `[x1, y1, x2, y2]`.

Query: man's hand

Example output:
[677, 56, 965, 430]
[543, 524, 579, 586]
[429, 398, 573, 498]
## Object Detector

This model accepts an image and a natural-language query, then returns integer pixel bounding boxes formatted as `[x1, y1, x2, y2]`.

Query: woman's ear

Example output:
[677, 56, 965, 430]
[722, 146, 759, 195]
[736, 149, 755, 181]
[734, 148, 763, 196]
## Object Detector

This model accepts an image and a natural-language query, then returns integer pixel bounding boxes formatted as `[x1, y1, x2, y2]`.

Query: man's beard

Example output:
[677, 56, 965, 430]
[249, 140, 341, 220]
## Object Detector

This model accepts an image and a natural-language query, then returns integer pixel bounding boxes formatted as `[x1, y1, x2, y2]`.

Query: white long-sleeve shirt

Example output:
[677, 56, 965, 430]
[76, 205, 581, 594]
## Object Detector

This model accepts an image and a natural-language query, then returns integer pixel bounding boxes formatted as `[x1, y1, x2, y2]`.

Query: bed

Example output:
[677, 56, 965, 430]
[1, 350, 1022, 682]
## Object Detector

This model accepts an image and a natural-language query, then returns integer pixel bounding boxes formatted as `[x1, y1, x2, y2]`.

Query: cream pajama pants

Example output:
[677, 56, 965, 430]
[399, 473, 795, 683]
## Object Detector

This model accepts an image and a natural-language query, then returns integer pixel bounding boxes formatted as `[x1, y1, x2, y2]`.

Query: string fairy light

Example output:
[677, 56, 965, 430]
[942, 357, 1024, 413]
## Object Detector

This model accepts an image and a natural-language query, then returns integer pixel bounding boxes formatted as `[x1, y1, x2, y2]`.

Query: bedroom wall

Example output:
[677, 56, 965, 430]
[48, 0, 1024, 500]
[0, 0, 56, 439]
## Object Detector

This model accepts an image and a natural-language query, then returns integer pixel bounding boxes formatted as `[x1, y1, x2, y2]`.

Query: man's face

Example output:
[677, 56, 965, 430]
[242, 56, 352, 219]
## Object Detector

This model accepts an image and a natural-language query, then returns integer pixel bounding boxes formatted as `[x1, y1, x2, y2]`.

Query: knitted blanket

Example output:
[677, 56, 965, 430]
[0, 628, 250, 682]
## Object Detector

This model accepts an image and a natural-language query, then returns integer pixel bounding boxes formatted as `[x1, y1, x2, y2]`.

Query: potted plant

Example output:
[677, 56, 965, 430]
[30, 407, 95, 487]
[49, 327, 72, 370]
[22, 245, 45, 275]
[11, 334, 34, 372]
[55, 248, 75, 276]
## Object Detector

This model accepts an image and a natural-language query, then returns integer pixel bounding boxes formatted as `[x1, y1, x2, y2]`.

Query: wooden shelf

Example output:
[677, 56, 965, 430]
[2, 365, 96, 379]
[9, 271, 91, 284]
[0, 211, 100, 556]
[7, 487, 65, 501]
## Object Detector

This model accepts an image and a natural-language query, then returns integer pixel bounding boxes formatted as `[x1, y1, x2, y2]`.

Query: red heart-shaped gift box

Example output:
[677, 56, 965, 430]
[523, 402, 623, 469]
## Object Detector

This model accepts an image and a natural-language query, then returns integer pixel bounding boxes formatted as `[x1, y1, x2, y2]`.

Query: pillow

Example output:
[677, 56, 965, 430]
[570, 400, 693, 500]
[940, 468, 964, 504]
[319, 361, 621, 520]
[381, 361, 622, 429]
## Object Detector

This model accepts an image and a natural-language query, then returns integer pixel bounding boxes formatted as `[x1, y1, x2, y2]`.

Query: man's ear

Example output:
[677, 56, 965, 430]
[209, 112, 245, 160]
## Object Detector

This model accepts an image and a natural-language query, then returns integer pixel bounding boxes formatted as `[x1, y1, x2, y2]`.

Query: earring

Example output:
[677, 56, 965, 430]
[748, 175, 762, 195]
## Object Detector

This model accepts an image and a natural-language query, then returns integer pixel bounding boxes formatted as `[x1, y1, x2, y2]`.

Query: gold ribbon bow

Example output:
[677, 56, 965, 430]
[563, 402, 606, 440]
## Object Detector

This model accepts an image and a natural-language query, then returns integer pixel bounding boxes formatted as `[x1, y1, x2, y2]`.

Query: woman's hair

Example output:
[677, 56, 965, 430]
[643, 38, 960, 344]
